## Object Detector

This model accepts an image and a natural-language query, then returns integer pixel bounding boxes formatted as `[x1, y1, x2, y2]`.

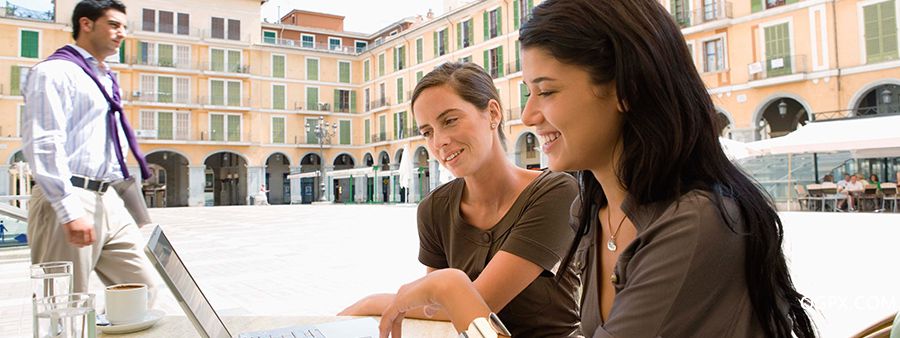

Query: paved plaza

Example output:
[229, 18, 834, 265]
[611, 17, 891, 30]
[0, 205, 898, 337]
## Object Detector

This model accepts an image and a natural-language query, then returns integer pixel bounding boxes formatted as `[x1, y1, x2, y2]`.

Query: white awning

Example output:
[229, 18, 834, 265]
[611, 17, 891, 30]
[748, 114, 900, 156]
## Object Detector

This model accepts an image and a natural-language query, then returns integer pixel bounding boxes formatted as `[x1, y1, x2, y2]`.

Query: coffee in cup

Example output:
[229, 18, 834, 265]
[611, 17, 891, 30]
[105, 283, 148, 325]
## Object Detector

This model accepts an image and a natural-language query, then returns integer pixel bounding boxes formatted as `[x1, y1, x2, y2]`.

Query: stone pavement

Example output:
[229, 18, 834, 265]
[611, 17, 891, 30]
[0, 206, 898, 337]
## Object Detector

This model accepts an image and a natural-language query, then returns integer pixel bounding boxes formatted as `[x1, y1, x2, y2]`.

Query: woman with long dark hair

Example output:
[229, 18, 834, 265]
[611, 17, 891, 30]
[377, 0, 816, 337]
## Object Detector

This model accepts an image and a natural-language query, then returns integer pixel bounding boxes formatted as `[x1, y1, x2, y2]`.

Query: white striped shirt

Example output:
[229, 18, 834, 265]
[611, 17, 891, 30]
[22, 44, 129, 225]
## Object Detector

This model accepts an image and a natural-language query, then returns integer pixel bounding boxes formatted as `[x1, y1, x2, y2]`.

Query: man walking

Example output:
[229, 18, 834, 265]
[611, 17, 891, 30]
[22, 0, 156, 300]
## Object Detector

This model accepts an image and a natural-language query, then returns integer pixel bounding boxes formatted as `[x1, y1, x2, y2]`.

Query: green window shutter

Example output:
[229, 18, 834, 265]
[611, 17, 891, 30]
[483, 11, 489, 41]
[457, 22, 463, 49]
[786, 0, 798, 3]
[364, 60, 370, 82]
[158, 44, 174, 67]
[158, 77, 174, 103]
[497, 8, 503, 35]
[350, 90, 357, 113]
[468, 19, 475, 46]
[211, 49, 225, 72]
[882, 1, 899, 61]
[334, 89, 340, 111]
[515, 41, 521, 72]
[340, 62, 350, 83]
[519, 82, 528, 109]
[273, 85, 285, 110]
[227, 81, 241, 106]
[307, 59, 318, 80]
[527, 0, 534, 11]
[433, 32, 438, 56]
[417, 39, 423, 63]
[119, 41, 126, 63]
[397, 78, 404, 102]
[764, 23, 791, 76]
[10, 66, 21, 96]
[227, 50, 241, 72]
[263, 31, 276, 44]
[865, 4, 881, 62]
[306, 87, 318, 110]
[157, 112, 174, 140]
[227, 115, 241, 141]
[866, 1, 899, 63]
[443, 31, 449, 54]
[498, 46, 504, 77]
[306, 118, 317, 144]
[379, 115, 386, 135]
[483, 50, 489, 71]
[416, 71, 423, 83]
[20, 30, 39, 58]
[751, 0, 762, 13]
[211, 80, 224, 105]
[340, 120, 351, 145]
[272, 117, 285, 143]
[138, 42, 146, 63]
[210, 114, 224, 141]
[365, 119, 371, 143]
[273, 55, 285, 78]
[514, 0, 520, 29]
[393, 49, 398, 72]
[378, 54, 385, 76]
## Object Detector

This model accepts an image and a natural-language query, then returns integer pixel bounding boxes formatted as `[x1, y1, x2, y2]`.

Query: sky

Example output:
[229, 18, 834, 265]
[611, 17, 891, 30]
[9, 0, 54, 12]
[260, 0, 446, 34]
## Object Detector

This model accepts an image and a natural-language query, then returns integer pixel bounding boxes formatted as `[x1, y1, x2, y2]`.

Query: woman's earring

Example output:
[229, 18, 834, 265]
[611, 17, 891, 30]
[490, 122, 497, 129]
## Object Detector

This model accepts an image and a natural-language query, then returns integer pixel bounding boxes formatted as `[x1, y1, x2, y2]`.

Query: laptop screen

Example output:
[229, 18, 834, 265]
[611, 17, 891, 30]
[145, 226, 231, 338]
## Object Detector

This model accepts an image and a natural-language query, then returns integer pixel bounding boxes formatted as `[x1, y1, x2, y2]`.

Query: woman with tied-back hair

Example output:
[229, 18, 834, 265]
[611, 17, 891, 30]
[340, 62, 582, 337]
[376, 1, 817, 337]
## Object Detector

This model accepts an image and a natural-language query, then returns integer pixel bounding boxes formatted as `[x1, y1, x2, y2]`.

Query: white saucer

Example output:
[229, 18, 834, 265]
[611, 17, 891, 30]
[97, 309, 165, 335]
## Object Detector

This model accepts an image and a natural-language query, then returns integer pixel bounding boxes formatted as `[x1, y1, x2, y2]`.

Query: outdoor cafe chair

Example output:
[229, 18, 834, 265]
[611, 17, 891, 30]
[800, 184, 824, 211]
[861, 184, 880, 212]
[819, 182, 846, 212]
[881, 182, 897, 213]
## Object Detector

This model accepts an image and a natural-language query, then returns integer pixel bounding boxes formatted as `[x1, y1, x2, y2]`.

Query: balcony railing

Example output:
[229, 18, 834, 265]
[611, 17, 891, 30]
[262, 38, 362, 56]
[811, 106, 900, 122]
[747, 54, 808, 81]
[197, 95, 253, 108]
[369, 98, 391, 111]
[694, 1, 733, 25]
[197, 61, 252, 74]
[371, 133, 391, 143]
[2, 4, 54, 22]
[128, 91, 194, 104]
[130, 57, 195, 70]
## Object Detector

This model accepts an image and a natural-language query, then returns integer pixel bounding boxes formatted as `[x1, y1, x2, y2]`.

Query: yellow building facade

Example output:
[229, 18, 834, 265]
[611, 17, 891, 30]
[1, 0, 897, 206]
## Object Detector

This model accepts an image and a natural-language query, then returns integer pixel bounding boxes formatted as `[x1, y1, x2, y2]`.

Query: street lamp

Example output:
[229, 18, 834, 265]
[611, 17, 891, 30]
[305, 116, 338, 202]
[882, 88, 892, 105]
[778, 100, 787, 117]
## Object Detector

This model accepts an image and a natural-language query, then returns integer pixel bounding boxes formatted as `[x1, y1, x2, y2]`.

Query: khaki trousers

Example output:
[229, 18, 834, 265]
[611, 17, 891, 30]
[27, 185, 157, 306]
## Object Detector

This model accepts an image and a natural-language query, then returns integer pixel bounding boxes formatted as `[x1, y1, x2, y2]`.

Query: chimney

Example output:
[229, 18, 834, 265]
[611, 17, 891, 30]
[426, 9, 434, 20]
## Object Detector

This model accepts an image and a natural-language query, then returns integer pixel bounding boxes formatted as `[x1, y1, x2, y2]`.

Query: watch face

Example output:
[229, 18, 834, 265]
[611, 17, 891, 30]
[488, 313, 512, 336]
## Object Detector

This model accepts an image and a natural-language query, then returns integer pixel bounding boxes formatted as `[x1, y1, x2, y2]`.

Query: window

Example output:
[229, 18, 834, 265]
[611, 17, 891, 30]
[301, 34, 315, 48]
[355, 40, 368, 53]
[671, 0, 691, 27]
[378, 53, 385, 77]
[364, 60, 371, 82]
[416, 38, 424, 64]
[210, 48, 242, 72]
[20, 30, 39, 58]
[138, 42, 190, 68]
[396, 78, 405, 103]
[142, 9, 189, 34]
[305, 117, 318, 143]
[703, 38, 725, 73]
[519, 82, 528, 110]
[334, 89, 355, 113]
[177, 13, 189, 35]
[513, 40, 521, 73]
[766, 0, 786, 10]
[485, 8, 502, 40]
[764, 22, 792, 77]
[514, 0, 535, 29]
[209, 79, 242, 106]
[484, 46, 504, 78]
[703, 0, 719, 21]
[458, 19, 474, 49]
[329, 37, 342, 51]
[416, 71, 424, 83]
[272, 54, 285, 78]
[338, 61, 351, 83]
[209, 113, 241, 142]
[394, 45, 406, 71]
[140, 75, 190, 103]
[263, 31, 277, 44]
[140, 111, 190, 140]
[339, 120, 351, 145]
[272, 84, 286, 110]
[365, 119, 371, 143]
[379, 115, 387, 140]
[435, 28, 449, 56]
[306, 58, 319, 81]
[10, 66, 29, 96]
[271, 116, 286, 143]
[306, 87, 319, 110]
[379, 83, 386, 104]
[394, 111, 407, 139]
[364, 88, 371, 111]
[752, 0, 797, 13]
[211, 17, 240, 40]
[142, 9, 156, 32]
[460, 55, 472, 63]
[864, 0, 899, 63]
[18, 105, 25, 137]
[158, 10, 174, 33]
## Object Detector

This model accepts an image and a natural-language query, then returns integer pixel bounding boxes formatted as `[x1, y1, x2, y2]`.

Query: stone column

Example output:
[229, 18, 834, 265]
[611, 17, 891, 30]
[289, 166, 302, 204]
[188, 165, 206, 207]
[246, 166, 266, 205]
[324, 165, 334, 202]
[0, 165, 10, 196]
[429, 159, 441, 189]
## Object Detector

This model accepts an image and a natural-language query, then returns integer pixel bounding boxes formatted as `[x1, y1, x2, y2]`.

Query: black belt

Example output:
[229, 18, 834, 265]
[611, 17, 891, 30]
[70, 175, 111, 193]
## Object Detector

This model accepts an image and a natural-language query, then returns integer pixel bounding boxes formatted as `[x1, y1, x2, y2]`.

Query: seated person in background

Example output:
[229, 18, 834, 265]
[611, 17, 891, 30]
[836, 173, 852, 210]
[340, 62, 581, 337]
[844, 174, 865, 211]
[822, 174, 834, 183]
[856, 173, 869, 186]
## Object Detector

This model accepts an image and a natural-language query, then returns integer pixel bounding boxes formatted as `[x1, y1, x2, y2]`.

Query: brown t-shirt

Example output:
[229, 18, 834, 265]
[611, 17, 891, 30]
[572, 190, 768, 337]
[418, 170, 582, 338]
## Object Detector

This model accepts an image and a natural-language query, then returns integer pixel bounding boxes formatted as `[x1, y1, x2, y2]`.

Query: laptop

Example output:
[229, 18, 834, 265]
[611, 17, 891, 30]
[144, 225, 379, 338]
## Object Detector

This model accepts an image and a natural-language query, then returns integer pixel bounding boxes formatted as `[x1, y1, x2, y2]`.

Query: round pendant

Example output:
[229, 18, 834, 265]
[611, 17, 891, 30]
[607, 238, 617, 252]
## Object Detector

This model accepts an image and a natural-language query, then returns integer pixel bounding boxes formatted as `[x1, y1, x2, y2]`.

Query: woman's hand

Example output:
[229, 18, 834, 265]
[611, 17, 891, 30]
[338, 293, 395, 316]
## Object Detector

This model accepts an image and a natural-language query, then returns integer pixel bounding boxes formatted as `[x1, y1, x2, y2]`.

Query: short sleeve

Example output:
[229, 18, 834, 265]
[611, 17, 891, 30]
[417, 194, 448, 269]
[500, 173, 579, 276]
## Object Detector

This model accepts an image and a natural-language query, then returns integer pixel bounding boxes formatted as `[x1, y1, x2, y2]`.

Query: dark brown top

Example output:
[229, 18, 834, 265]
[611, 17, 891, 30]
[418, 170, 581, 338]
[572, 190, 767, 337]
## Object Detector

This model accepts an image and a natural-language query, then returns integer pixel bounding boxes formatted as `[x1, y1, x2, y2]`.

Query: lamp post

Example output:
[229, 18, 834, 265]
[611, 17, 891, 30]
[306, 116, 337, 202]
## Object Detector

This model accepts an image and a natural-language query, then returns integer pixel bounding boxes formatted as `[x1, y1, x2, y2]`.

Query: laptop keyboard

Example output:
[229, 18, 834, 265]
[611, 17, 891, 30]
[239, 327, 326, 338]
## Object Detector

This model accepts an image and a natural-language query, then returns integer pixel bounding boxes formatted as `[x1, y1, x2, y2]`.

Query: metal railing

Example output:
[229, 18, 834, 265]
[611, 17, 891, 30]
[197, 61, 251, 74]
[811, 107, 900, 122]
[369, 98, 391, 110]
[128, 91, 194, 105]
[747, 54, 808, 81]
[130, 56, 195, 70]
[371, 133, 391, 143]
[197, 95, 253, 108]
[262, 37, 363, 56]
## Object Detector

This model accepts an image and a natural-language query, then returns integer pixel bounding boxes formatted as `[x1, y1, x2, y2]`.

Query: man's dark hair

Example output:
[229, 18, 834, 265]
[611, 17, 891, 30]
[71, 0, 126, 40]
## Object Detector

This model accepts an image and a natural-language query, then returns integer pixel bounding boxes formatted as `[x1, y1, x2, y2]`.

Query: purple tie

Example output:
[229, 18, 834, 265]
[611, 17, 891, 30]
[46, 46, 151, 180]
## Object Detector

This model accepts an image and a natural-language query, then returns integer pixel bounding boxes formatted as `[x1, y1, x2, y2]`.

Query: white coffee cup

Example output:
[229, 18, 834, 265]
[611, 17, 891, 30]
[105, 283, 148, 325]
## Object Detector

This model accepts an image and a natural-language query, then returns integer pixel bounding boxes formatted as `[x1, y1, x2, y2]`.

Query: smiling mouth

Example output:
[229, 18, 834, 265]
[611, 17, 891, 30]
[540, 132, 560, 145]
[444, 149, 464, 162]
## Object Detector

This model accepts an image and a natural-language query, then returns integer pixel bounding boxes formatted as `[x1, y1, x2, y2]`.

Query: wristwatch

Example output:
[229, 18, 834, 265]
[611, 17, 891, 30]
[458, 312, 511, 338]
